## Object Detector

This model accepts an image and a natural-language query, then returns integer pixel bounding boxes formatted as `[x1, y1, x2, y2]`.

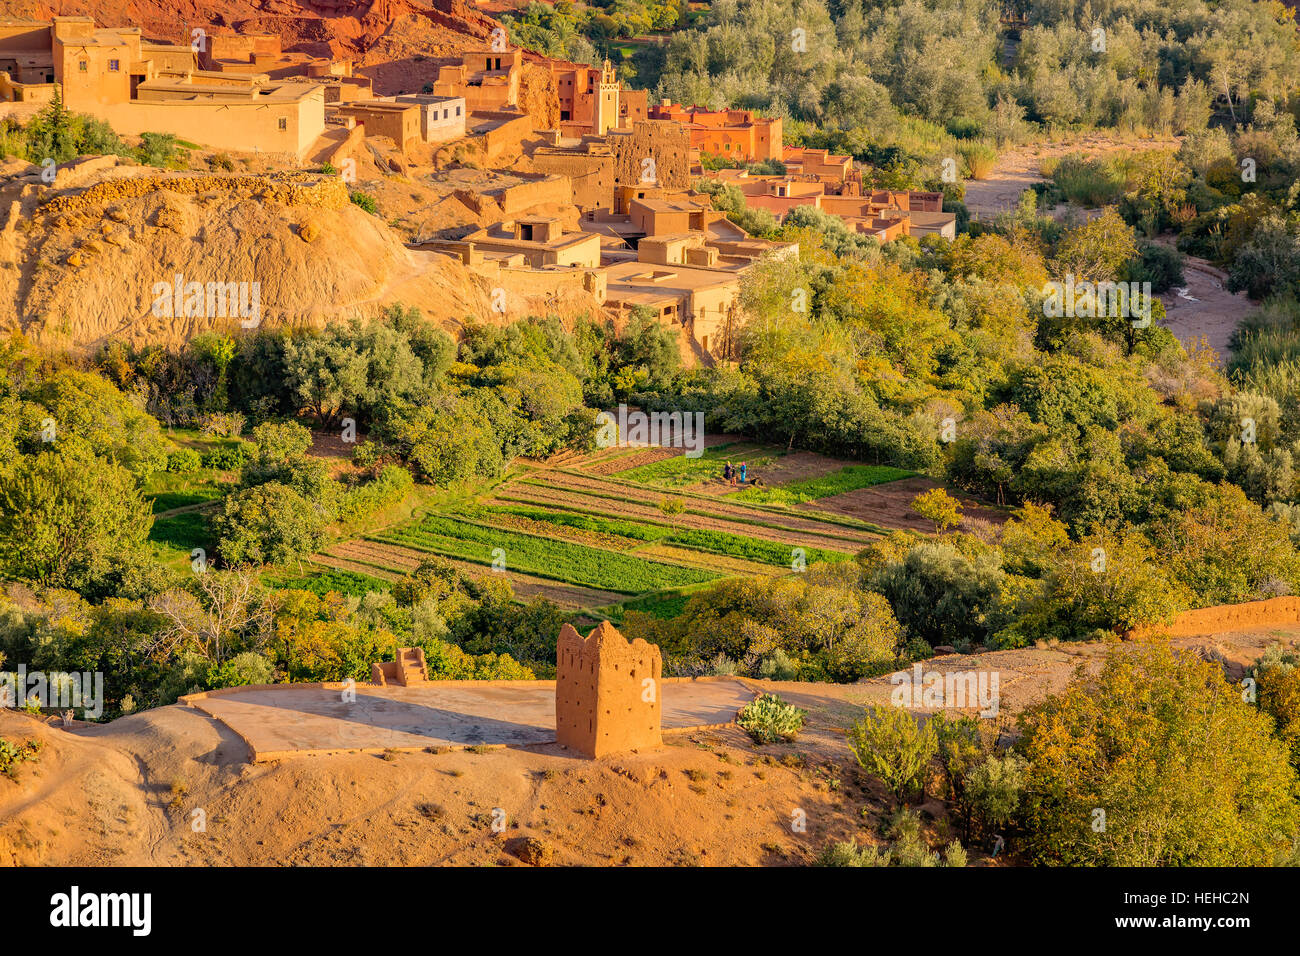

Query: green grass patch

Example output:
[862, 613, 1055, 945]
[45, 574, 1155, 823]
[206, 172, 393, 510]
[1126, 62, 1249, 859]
[144, 468, 231, 513]
[615, 443, 776, 488]
[453, 503, 848, 566]
[148, 511, 210, 553]
[272, 567, 392, 597]
[376, 515, 716, 594]
[734, 465, 915, 504]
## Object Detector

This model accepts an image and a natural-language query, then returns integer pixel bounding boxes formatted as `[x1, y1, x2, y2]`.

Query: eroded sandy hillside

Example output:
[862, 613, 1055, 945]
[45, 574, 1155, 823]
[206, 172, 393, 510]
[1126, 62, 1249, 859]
[0, 162, 600, 351]
[2, 626, 1296, 867]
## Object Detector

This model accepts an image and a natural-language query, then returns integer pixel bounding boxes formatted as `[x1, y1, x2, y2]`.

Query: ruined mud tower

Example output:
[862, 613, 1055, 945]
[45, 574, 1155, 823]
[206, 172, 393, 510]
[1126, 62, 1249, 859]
[555, 621, 662, 758]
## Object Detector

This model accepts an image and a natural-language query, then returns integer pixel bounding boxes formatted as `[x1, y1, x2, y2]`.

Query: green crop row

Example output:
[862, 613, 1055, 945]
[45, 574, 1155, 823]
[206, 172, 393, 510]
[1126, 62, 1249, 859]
[376, 515, 717, 594]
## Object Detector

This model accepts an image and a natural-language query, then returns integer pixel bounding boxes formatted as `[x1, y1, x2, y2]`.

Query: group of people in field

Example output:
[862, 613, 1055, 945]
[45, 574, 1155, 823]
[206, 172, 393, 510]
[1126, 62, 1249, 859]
[721, 460, 748, 486]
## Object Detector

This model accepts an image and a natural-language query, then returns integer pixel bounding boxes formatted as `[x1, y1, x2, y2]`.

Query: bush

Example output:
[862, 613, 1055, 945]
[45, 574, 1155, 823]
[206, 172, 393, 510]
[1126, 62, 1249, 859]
[0, 737, 43, 779]
[1017, 644, 1300, 865]
[814, 840, 887, 866]
[1051, 154, 1126, 208]
[137, 131, 183, 168]
[958, 142, 998, 180]
[201, 443, 249, 471]
[206, 652, 275, 689]
[815, 813, 965, 866]
[166, 449, 202, 473]
[1125, 242, 1185, 293]
[736, 693, 806, 743]
[350, 190, 378, 214]
[197, 411, 246, 438]
[965, 752, 1027, 835]
[848, 706, 938, 805]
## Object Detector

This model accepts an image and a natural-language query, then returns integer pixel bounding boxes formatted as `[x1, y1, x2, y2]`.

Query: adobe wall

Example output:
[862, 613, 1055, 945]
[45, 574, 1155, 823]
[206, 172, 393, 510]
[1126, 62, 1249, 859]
[478, 110, 534, 161]
[612, 120, 689, 190]
[620, 88, 648, 126]
[555, 621, 662, 759]
[496, 175, 572, 216]
[1128, 596, 1300, 640]
[85, 95, 324, 159]
[529, 150, 612, 211]
[746, 193, 818, 216]
[497, 264, 604, 300]
[0, 72, 55, 103]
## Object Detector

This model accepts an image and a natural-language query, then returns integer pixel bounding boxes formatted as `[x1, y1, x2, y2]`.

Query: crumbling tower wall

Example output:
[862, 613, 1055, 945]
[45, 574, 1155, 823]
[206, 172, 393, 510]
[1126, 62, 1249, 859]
[555, 621, 662, 758]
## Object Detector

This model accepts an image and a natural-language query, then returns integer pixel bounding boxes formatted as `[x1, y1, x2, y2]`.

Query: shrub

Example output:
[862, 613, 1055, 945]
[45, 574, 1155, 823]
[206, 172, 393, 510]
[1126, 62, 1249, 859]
[1017, 644, 1300, 865]
[1051, 154, 1126, 208]
[965, 752, 1027, 835]
[137, 131, 183, 168]
[737, 693, 807, 744]
[958, 142, 998, 180]
[815, 840, 887, 866]
[350, 190, 378, 214]
[1125, 242, 1185, 293]
[849, 706, 937, 805]
[206, 652, 275, 689]
[197, 411, 246, 438]
[0, 738, 42, 780]
[166, 449, 202, 473]
[815, 816, 965, 867]
[910, 487, 963, 532]
[1254, 645, 1300, 769]
[201, 443, 249, 471]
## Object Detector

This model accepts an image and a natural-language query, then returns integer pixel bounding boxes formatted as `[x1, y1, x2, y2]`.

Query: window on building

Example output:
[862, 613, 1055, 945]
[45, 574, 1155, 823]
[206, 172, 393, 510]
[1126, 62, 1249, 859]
[78, 60, 87, 72]
[278, 118, 287, 131]
[442, 109, 448, 119]
[108, 59, 120, 72]
[456, 106, 462, 116]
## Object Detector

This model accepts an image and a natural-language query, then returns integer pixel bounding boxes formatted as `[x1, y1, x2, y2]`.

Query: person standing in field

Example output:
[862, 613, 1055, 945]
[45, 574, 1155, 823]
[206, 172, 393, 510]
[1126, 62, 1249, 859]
[723, 461, 733, 484]
[739, 462, 747, 483]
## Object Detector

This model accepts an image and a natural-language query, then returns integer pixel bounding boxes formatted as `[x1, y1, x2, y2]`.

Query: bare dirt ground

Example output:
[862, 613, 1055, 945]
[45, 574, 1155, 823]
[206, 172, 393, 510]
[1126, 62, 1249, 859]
[4, 624, 1295, 867]
[1154, 252, 1255, 362]
[801, 477, 1009, 534]
[964, 137, 1256, 362]
[963, 134, 1180, 221]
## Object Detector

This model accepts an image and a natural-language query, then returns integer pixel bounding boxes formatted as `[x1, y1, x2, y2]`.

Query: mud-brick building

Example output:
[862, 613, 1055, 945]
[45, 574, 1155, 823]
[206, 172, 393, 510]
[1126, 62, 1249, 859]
[1, 16, 326, 159]
[647, 101, 783, 163]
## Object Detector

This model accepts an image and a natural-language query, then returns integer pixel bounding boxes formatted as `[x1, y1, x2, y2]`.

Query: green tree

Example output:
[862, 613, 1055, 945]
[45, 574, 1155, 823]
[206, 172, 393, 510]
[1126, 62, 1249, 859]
[910, 487, 962, 533]
[0, 447, 153, 593]
[1017, 644, 1300, 865]
[848, 705, 938, 807]
[213, 482, 327, 568]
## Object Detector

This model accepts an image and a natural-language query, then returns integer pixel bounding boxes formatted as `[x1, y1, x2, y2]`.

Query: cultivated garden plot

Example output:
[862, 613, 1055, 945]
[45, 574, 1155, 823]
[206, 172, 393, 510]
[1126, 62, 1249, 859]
[509, 470, 883, 546]
[315, 539, 628, 610]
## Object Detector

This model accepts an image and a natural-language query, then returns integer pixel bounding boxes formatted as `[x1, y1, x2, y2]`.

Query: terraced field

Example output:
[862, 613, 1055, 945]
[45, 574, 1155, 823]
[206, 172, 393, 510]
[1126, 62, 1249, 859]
[305, 438, 971, 620]
[501, 471, 881, 548]
[314, 539, 628, 610]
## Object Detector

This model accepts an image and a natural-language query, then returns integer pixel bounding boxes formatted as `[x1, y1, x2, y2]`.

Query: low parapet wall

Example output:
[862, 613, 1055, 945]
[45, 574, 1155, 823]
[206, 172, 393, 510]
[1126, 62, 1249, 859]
[1129, 596, 1300, 640]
